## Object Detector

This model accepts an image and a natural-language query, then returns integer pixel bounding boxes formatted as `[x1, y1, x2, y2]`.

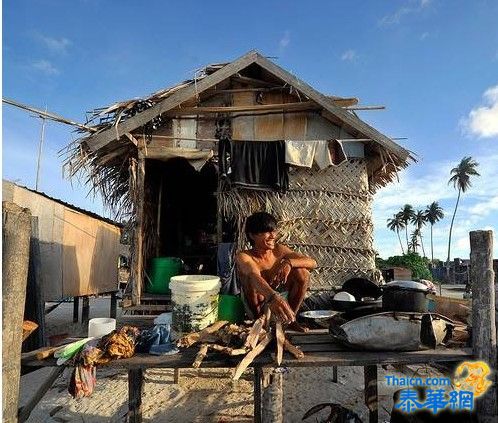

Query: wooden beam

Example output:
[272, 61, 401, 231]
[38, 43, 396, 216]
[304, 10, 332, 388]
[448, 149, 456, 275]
[85, 50, 260, 152]
[364, 365, 378, 423]
[167, 101, 318, 116]
[132, 155, 146, 306]
[231, 75, 278, 88]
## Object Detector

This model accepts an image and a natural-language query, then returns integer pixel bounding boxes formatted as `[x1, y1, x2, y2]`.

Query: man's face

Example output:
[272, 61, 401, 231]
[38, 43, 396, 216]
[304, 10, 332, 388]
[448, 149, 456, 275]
[250, 230, 277, 250]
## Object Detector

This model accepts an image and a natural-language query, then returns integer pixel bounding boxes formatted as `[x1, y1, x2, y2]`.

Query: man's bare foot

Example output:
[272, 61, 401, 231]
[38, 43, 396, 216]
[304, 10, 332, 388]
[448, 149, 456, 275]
[287, 321, 309, 332]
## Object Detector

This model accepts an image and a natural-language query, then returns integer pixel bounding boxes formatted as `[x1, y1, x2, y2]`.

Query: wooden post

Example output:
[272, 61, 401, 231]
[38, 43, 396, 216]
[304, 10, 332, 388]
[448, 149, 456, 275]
[132, 153, 146, 306]
[332, 365, 338, 383]
[262, 368, 283, 423]
[173, 369, 180, 384]
[128, 368, 144, 423]
[81, 297, 90, 326]
[364, 365, 378, 423]
[470, 230, 497, 421]
[23, 216, 46, 350]
[73, 297, 80, 323]
[2, 202, 32, 423]
[110, 292, 117, 319]
[254, 367, 263, 423]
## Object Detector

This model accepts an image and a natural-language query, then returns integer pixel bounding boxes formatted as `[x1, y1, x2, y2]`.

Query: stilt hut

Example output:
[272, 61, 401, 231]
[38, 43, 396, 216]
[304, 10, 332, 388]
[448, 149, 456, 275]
[64, 50, 413, 310]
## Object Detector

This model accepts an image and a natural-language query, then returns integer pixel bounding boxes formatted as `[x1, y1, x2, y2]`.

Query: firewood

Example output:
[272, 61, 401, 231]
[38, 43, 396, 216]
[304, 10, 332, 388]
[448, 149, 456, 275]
[244, 315, 266, 349]
[177, 320, 229, 348]
[283, 339, 304, 359]
[275, 322, 285, 366]
[233, 333, 272, 380]
[209, 344, 248, 356]
[192, 344, 209, 368]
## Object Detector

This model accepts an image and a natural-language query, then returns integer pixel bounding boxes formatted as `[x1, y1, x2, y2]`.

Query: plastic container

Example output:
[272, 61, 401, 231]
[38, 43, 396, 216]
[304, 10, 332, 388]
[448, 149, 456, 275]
[88, 318, 116, 338]
[218, 294, 245, 324]
[169, 275, 221, 338]
[147, 257, 183, 294]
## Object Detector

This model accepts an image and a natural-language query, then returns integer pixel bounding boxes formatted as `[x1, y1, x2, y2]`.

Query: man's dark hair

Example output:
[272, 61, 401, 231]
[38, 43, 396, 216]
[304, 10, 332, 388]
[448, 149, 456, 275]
[245, 212, 277, 244]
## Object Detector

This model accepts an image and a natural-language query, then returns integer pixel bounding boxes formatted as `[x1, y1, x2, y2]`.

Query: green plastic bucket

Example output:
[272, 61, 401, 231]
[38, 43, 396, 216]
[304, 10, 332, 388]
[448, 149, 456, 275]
[218, 294, 245, 324]
[146, 257, 182, 294]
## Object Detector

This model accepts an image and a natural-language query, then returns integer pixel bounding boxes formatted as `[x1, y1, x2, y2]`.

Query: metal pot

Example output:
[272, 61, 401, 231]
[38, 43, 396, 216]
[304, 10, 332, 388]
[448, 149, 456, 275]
[382, 280, 429, 313]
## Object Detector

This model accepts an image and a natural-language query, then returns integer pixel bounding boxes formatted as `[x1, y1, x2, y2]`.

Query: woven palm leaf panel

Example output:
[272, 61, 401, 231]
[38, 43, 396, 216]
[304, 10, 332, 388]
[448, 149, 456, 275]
[219, 158, 379, 291]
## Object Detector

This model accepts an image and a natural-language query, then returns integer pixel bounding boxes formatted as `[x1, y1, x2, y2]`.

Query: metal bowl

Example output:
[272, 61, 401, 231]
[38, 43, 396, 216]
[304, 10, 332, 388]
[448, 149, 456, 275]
[300, 310, 339, 328]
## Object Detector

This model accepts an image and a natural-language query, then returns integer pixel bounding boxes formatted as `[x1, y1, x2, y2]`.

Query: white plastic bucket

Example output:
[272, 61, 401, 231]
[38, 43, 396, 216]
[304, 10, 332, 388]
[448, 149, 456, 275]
[169, 275, 221, 338]
[88, 318, 116, 338]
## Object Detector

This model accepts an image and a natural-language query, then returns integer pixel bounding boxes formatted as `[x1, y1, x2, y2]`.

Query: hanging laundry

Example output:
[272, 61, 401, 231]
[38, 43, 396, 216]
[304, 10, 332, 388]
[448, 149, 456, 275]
[285, 140, 348, 170]
[230, 140, 289, 192]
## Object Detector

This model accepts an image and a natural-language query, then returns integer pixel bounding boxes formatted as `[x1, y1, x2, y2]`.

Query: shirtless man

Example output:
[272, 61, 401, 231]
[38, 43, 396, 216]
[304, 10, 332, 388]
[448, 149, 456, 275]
[235, 212, 317, 331]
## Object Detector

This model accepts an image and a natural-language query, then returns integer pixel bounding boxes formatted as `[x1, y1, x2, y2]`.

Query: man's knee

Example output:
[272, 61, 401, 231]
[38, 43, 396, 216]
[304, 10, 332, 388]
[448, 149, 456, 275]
[290, 268, 311, 288]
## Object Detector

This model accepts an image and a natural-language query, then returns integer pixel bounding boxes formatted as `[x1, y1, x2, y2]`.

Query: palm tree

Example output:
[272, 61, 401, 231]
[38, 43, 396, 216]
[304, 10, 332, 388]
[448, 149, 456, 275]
[399, 204, 415, 251]
[446, 157, 480, 278]
[412, 210, 427, 257]
[425, 202, 444, 266]
[387, 214, 405, 254]
[409, 230, 421, 253]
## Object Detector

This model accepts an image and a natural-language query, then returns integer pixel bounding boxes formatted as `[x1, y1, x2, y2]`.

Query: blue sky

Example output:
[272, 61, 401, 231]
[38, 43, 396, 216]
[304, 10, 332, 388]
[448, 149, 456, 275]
[3, 0, 498, 260]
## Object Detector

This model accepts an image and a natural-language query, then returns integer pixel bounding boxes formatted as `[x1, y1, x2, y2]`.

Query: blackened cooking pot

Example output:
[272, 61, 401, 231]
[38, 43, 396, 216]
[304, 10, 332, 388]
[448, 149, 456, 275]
[382, 280, 429, 313]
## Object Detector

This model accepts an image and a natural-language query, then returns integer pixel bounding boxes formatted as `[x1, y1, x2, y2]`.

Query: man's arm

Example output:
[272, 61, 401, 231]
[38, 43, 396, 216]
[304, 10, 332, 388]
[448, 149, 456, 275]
[235, 252, 295, 323]
[278, 245, 317, 269]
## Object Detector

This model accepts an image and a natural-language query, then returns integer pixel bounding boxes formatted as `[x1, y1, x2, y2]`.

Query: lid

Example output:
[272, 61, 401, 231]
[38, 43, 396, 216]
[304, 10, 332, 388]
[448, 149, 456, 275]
[383, 280, 429, 292]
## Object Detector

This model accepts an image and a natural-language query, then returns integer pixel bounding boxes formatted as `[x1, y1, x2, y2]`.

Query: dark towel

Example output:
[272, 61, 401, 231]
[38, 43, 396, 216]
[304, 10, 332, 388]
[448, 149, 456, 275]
[217, 242, 240, 295]
[230, 140, 289, 192]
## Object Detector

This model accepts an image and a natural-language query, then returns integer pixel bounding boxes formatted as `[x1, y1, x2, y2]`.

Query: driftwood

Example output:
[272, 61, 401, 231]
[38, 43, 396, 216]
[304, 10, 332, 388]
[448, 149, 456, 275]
[193, 344, 209, 368]
[177, 320, 229, 348]
[233, 333, 272, 380]
[275, 322, 285, 366]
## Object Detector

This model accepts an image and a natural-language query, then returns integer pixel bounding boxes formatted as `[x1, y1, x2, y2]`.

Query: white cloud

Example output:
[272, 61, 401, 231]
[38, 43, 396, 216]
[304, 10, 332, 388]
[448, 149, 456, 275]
[279, 31, 291, 50]
[461, 84, 498, 138]
[341, 49, 358, 62]
[31, 59, 60, 75]
[34, 32, 71, 54]
[379, 0, 431, 26]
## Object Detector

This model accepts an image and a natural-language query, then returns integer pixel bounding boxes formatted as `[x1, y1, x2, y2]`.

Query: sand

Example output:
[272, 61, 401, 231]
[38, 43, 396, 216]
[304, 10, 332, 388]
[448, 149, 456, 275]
[19, 297, 450, 422]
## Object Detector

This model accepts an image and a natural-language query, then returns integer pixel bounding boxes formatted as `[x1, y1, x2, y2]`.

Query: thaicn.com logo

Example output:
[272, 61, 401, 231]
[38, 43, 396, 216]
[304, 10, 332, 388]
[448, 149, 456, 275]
[385, 361, 493, 414]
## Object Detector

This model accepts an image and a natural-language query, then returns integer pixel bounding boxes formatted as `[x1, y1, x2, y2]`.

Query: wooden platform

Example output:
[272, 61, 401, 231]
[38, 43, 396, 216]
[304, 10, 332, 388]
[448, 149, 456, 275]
[22, 331, 473, 423]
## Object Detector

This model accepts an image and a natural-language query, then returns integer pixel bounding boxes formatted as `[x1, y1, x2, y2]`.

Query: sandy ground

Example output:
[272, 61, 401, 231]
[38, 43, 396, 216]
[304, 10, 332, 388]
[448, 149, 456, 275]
[20, 290, 461, 423]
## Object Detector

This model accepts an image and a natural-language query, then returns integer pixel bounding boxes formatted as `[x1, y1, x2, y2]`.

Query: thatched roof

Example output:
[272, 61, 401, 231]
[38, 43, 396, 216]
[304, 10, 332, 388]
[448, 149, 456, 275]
[63, 50, 415, 218]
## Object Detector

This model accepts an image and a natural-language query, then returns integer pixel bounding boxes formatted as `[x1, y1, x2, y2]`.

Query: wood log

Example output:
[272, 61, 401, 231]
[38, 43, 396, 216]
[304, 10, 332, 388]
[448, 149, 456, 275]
[22, 321, 38, 342]
[2, 202, 32, 423]
[177, 320, 229, 348]
[283, 339, 304, 359]
[470, 230, 497, 421]
[233, 333, 272, 380]
[192, 344, 209, 368]
[275, 322, 285, 366]
[244, 315, 266, 349]
[208, 344, 247, 356]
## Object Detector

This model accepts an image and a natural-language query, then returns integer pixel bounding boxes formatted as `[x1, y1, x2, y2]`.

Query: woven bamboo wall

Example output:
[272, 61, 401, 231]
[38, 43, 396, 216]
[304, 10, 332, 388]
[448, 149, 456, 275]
[219, 159, 380, 291]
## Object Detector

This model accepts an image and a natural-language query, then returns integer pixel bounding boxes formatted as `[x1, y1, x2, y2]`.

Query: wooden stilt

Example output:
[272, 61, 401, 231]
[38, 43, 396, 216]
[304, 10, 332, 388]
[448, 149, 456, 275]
[364, 365, 378, 423]
[81, 297, 90, 326]
[73, 297, 79, 323]
[254, 367, 263, 423]
[128, 368, 144, 423]
[332, 365, 338, 383]
[262, 369, 283, 423]
[173, 368, 180, 384]
[110, 292, 117, 319]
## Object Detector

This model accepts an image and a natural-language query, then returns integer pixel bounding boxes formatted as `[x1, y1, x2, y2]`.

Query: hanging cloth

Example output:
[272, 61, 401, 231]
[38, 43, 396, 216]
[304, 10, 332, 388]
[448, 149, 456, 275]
[230, 140, 289, 192]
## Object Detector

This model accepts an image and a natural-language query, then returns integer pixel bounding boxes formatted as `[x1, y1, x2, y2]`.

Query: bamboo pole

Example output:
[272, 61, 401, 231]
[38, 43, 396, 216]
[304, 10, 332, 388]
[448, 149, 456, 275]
[470, 230, 497, 421]
[2, 202, 32, 423]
